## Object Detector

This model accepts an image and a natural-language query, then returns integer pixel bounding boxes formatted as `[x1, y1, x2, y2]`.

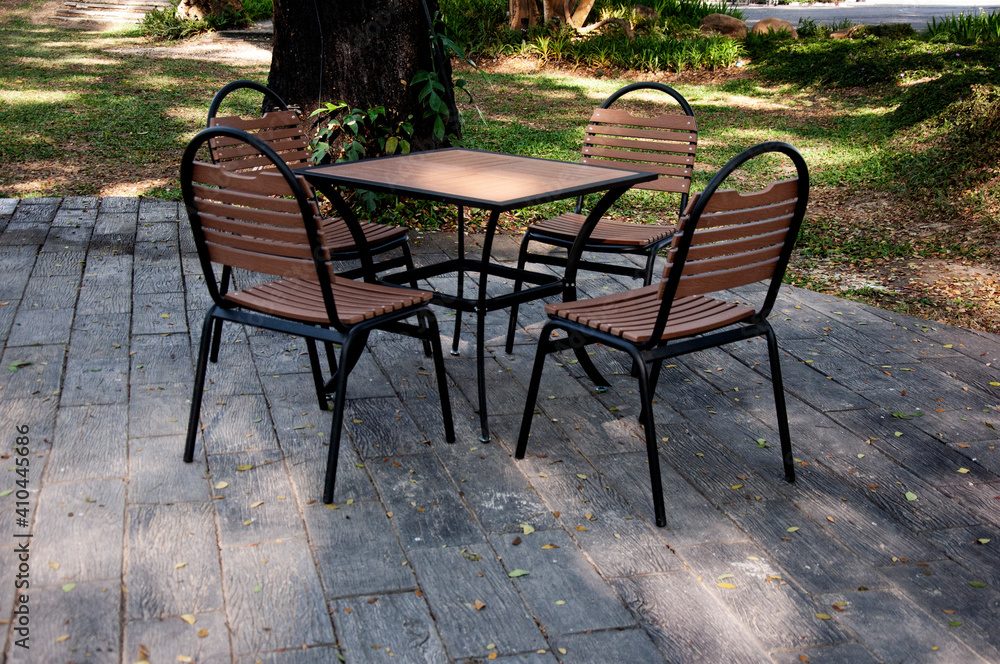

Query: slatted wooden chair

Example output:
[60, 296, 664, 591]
[505, 82, 698, 353]
[515, 141, 809, 527]
[181, 126, 455, 504]
[207, 81, 416, 281]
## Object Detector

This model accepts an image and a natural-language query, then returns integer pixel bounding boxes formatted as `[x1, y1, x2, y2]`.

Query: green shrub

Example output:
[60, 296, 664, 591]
[926, 9, 1000, 45]
[889, 66, 1000, 128]
[751, 36, 996, 88]
[139, 0, 271, 41]
[140, 2, 210, 40]
[240, 0, 273, 22]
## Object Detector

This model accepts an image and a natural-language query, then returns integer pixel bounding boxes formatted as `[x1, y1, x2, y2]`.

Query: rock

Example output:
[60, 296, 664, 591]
[831, 25, 866, 39]
[176, 0, 243, 21]
[751, 17, 798, 38]
[633, 4, 659, 22]
[699, 13, 747, 40]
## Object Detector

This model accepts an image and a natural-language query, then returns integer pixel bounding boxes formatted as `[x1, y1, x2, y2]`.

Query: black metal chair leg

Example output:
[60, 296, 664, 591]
[569, 333, 610, 389]
[210, 266, 232, 363]
[639, 358, 665, 421]
[323, 335, 355, 504]
[421, 311, 456, 443]
[765, 324, 795, 483]
[209, 319, 224, 363]
[185, 309, 217, 463]
[402, 243, 433, 358]
[631, 347, 666, 527]
[323, 339, 339, 375]
[504, 234, 533, 354]
[304, 338, 330, 411]
[516, 322, 557, 458]
[642, 249, 658, 286]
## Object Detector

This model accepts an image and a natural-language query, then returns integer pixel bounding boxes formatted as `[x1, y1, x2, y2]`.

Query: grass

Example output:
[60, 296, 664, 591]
[0, 16, 268, 197]
[1, 5, 999, 331]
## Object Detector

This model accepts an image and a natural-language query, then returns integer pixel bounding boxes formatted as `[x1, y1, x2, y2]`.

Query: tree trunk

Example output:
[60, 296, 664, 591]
[268, 0, 459, 150]
[508, 0, 537, 31]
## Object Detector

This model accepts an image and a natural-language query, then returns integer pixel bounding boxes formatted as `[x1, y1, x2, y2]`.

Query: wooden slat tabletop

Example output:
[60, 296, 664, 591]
[303, 148, 657, 211]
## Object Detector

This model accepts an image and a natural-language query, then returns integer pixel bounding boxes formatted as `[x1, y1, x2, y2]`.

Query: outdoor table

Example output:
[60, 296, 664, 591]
[303, 148, 657, 442]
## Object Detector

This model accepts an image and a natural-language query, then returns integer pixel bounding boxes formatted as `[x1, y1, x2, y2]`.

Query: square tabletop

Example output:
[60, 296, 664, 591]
[302, 148, 658, 211]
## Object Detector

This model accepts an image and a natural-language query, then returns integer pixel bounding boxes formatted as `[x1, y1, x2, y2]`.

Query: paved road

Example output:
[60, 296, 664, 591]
[741, 0, 1000, 30]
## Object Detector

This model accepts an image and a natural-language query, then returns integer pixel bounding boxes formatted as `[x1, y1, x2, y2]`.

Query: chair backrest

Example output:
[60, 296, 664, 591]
[206, 80, 312, 173]
[580, 82, 698, 212]
[181, 126, 344, 329]
[655, 141, 809, 335]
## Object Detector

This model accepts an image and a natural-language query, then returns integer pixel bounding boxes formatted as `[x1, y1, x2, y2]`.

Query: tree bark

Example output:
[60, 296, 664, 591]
[508, 0, 537, 31]
[268, 0, 459, 150]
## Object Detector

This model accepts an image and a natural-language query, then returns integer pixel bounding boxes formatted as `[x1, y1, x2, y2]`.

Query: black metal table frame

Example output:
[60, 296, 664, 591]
[303, 149, 656, 442]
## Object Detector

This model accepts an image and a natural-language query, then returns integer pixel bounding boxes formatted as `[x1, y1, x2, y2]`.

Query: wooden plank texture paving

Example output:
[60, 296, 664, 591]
[0, 196, 999, 663]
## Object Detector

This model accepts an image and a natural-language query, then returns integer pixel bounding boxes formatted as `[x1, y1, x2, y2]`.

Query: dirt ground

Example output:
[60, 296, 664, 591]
[7, 9, 999, 335]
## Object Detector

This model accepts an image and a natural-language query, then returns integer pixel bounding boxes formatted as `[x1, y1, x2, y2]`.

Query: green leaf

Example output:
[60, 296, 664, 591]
[7, 360, 31, 372]
[892, 411, 923, 419]
[905, 491, 918, 501]
[949, 621, 963, 626]
[0, 489, 12, 497]
[253, 584, 263, 592]
[384, 136, 398, 155]
[786, 526, 799, 533]
[968, 581, 987, 588]
[508, 569, 530, 578]
[977, 538, 990, 545]
[62, 583, 76, 592]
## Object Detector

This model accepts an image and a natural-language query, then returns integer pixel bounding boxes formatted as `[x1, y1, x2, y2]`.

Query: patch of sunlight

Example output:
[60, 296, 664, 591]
[0, 89, 77, 105]
[102, 178, 170, 197]
[53, 55, 120, 67]
[702, 93, 790, 112]
[167, 106, 207, 124]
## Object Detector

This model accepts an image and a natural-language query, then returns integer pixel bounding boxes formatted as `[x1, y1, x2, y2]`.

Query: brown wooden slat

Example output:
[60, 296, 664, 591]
[687, 213, 793, 244]
[580, 158, 692, 179]
[191, 182, 301, 214]
[529, 213, 674, 246]
[581, 146, 696, 166]
[205, 242, 318, 280]
[677, 243, 785, 277]
[210, 110, 304, 133]
[547, 287, 753, 343]
[197, 213, 309, 245]
[225, 277, 432, 326]
[585, 135, 697, 155]
[201, 228, 315, 261]
[190, 162, 299, 198]
[213, 140, 310, 164]
[683, 228, 788, 263]
[322, 220, 407, 252]
[673, 258, 779, 299]
[701, 179, 800, 213]
[589, 108, 697, 131]
[695, 203, 797, 230]
[586, 124, 696, 143]
[193, 199, 312, 230]
[632, 178, 692, 194]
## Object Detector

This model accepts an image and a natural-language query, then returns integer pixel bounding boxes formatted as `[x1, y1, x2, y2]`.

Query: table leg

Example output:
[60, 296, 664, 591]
[451, 205, 465, 356]
[474, 209, 501, 443]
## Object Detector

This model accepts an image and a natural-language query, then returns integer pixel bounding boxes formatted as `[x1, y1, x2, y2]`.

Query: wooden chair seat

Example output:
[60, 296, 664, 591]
[322, 217, 407, 253]
[527, 212, 675, 247]
[547, 285, 754, 343]
[225, 276, 432, 325]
